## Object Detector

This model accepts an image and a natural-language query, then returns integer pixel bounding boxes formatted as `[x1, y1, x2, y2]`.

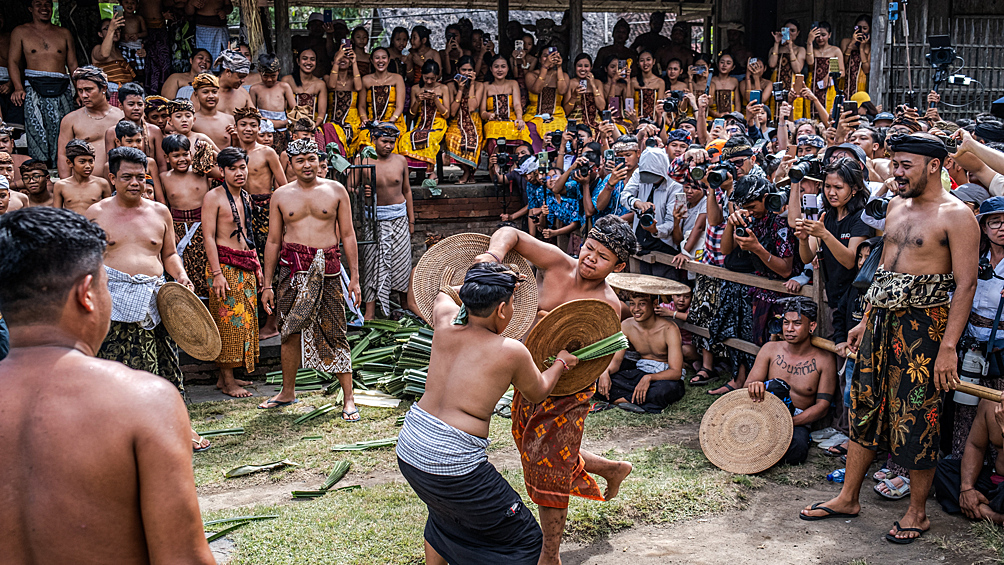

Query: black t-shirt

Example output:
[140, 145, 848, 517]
[821, 210, 874, 306]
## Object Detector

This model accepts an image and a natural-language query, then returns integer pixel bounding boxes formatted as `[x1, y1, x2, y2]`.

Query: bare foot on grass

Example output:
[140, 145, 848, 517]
[603, 461, 633, 501]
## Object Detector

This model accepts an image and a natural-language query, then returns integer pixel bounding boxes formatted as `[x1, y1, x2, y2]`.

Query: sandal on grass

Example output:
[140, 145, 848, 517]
[690, 366, 718, 385]
[798, 501, 859, 521]
[707, 382, 735, 396]
[616, 402, 647, 414]
[885, 521, 927, 544]
[341, 409, 361, 422]
[874, 477, 910, 500]
[193, 437, 211, 453]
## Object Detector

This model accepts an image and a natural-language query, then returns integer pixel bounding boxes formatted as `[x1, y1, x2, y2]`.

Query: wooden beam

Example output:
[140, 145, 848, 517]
[870, 0, 888, 108]
[274, 0, 293, 76]
[569, 0, 583, 59]
[633, 253, 813, 298]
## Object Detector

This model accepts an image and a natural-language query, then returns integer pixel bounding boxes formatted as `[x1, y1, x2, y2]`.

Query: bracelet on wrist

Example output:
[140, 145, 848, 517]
[556, 357, 569, 371]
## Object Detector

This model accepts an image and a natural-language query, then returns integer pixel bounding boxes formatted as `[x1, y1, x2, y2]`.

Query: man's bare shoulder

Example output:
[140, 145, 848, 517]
[758, 340, 784, 358]
[250, 144, 279, 159]
[320, 178, 349, 197]
[85, 196, 117, 218]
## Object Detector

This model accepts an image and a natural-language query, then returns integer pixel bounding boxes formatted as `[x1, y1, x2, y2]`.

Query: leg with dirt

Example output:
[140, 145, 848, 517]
[582, 449, 633, 500]
[538, 506, 568, 565]
[801, 440, 875, 519]
[887, 468, 933, 543]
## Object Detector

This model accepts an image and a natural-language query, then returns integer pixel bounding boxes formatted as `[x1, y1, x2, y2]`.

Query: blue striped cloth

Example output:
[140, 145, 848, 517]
[396, 404, 490, 476]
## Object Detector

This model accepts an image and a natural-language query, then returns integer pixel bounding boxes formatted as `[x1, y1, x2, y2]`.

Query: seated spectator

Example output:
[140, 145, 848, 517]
[746, 297, 837, 465]
[656, 284, 699, 368]
[596, 292, 684, 413]
[951, 183, 990, 215]
[935, 397, 1004, 524]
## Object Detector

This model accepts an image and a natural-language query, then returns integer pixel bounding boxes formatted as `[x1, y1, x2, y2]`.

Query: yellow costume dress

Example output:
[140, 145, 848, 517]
[809, 57, 837, 117]
[566, 88, 601, 130]
[483, 93, 524, 145]
[634, 87, 660, 122]
[844, 49, 868, 97]
[326, 89, 361, 158]
[398, 94, 448, 166]
[523, 86, 566, 140]
[353, 84, 408, 153]
[445, 85, 483, 168]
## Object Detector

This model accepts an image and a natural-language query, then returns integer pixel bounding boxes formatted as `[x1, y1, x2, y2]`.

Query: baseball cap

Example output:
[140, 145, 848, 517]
[308, 12, 324, 23]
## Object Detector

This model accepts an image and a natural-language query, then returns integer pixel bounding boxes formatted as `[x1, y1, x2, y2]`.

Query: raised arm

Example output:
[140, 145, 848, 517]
[477, 225, 576, 272]
[315, 82, 328, 129]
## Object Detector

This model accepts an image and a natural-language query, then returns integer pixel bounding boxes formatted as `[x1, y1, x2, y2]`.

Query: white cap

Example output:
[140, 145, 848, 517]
[308, 12, 324, 23]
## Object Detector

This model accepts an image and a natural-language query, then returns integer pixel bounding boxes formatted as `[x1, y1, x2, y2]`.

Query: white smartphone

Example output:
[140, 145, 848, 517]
[801, 194, 821, 221]
[625, 98, 635, 112]
[514, 40, 524, 51]
[674, 192, 687, 208]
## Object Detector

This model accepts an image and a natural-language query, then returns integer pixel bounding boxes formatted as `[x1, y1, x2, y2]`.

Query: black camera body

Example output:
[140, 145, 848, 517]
[707, 161, 738, 189]
[662, 90, 685, 114]
[734, 225, 749, 237]
[639, 210, 657, 227]
[926, 35, 957, 68]
[763, 188, 789, 214]
[548, 131, 564, 149]
[864, 196, 891, 220]
[773, 81, 787, 106]
[789, 155, 823, 183]
[979, 257, 996, 281]
[690, 165, 706, 181]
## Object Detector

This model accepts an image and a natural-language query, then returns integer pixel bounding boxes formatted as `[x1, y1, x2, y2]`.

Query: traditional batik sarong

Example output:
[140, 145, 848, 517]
[844, 48, 867, 97]
[98, 265, 182, 392]
[206, 245, 260, 371]
[352, 85, 407, 153]
[248, 193, 271, 267]
[172, 207, 209, 298]
[97, 60, 136, 88]
[850, 267, 955, 470]
[325, 90, 360, 158]
[713, 89, 734, 115]
[445, 96, 483, 168]
[398, 97, 447, 167]
[24, 70, 73, 165]
[144, 25, 171, 94]
[511, 386, 605, 508]
[276, 242, 351, 374]
[361, 203, 411, 315]
[771, 53, 794, 118]
[810, 57, 836, 115]
[637, 87, 659, 121]
[704, 280, 755, 370]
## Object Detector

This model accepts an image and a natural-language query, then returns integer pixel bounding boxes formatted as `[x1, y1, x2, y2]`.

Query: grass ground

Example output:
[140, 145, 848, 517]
[191, 385, 1003, 564]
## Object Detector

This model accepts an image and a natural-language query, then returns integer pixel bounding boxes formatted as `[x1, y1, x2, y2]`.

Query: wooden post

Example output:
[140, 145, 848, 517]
[869, 0, 888, 108]
[569, 0, 583, 60]
[498, 0, 509, 57]
[274, 0, 293, 76]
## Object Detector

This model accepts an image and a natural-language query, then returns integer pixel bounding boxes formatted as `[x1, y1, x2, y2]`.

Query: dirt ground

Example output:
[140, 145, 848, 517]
[199, 421, 995, 565]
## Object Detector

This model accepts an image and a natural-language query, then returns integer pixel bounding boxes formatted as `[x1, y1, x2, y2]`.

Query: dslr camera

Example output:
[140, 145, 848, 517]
[707, 160, 738, 189]
[865, 196, 892, 220]
[789, 155, 822, 183]
[662, 90, 685, 114]
[495, 138, 512, 170]
[639, 208, 657, 228]
[764, 187, 790, 214]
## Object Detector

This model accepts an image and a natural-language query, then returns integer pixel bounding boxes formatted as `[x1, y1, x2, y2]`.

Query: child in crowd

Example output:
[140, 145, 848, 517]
[118, 0, 147, 80]
[257, 119, 275, 148]
[656, 284, 699, 370]
[159, 133, 212, 298]
[52, 139, 111, 214]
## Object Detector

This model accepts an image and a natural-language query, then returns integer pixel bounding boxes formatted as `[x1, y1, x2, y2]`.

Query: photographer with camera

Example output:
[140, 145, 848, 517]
[492, 143, 534, 226]
[619, 146, 683, 277]
[785, 154, 824, 228]
[794, 159, 873, 310]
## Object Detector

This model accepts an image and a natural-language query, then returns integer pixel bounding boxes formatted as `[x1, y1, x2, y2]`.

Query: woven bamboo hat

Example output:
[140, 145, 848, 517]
[412, 233, 537, 339]
[606, 273, 691, 296]
[525, 299, 620, 396]
[156, 282, 222, 361]
[699, 389, 794, 474]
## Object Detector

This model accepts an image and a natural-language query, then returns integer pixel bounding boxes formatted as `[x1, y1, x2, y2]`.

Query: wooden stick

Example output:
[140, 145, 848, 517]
[811, 338, 1004, 402]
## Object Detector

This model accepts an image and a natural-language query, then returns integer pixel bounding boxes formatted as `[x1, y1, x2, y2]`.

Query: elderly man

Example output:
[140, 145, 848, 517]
[260, 138, 361, 419]
[8, 0, 79, 166]
[214, 49, 254, 115]
[800, 134, 979, 544]
[0, 207, 215, 564]
[56, 66, 125, 179]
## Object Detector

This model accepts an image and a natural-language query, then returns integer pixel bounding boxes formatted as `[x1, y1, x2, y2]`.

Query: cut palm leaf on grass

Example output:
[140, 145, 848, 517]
[293, 404, 338, 425]
[204, 515, 278, 542]
[545, 332, 629, 366]
[331, 437, 398, 451]
[197, 427, 245, 438]
[225, 459, 300, 478]
[291, 461, 352, 498]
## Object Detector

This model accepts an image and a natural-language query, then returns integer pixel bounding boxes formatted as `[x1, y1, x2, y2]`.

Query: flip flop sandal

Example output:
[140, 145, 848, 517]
[615, 402, 647, 414]
[590, 401, 613, 413]
[885, 521, 927, 544]
[826, 444, 848, 456]
[341, 409, 361, 422]
[707, 382, 735, 396]
[257, 397, 300, 410]
[874, 477, 910, 500]
[798, 502, 860, 521]
[690, 367, 718, 385]
[193, 438, 212, 453]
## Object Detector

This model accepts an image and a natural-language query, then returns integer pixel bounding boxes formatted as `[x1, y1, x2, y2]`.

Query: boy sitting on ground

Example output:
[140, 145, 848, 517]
[934, 396, 1004, 524]
[746, 297, 837, 465]
[596, 292, 684, 413]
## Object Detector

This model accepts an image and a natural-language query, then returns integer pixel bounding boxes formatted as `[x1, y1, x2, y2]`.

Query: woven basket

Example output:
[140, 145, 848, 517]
[524, 299, 621, 396]
[699, 389, 794, 474]
[606, 272, 691, 296]
[156, 282, 222, 361]
[411, 233, 537, 339]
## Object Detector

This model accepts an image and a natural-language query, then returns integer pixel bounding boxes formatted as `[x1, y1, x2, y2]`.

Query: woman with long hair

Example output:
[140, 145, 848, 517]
[354, 47, 407, 152]
[406, 26, 442, 86]
[562, 53, 605, 129]
[351, 26, 372, 76]
[769, 19, 808, 118]
[633, 50, 666, 123]
[386, 26, 410, 79]
[522, 48, 567, 152]
[281, 48, 328, 128]
[739, 57, 774, 113]
[708, 53, 739, 118]
[840, 15, 872, 97]
[480, 54, 525, 157]
[794, 158, 873, 309]
[399, 60, 451, 184]
[445, 56, 484, 183]
[324, 45, 363, 157]
[596, 54, 634, 131]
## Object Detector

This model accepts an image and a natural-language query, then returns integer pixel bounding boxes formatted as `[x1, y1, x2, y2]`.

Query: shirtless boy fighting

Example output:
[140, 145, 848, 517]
[53, 139, 111, 214]
[398, 262, 577, 564]
[0, 206, 214, 565]
[746, 297, 837, 465]
[260, 138, 361, 420]
[475, 215, 636, 565]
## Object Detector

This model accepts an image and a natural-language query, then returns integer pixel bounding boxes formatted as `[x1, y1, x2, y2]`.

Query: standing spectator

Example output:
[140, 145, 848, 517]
[630, 12, 670, 55]
[841, 15, 872, 97]
[594, 19, 634, 76]
[620, 146, 682, 277]
[185, 0, 231, 64]
[805, 22, 843, 116]
[769, 20, 806, 113]
[291, 13, 337, 78]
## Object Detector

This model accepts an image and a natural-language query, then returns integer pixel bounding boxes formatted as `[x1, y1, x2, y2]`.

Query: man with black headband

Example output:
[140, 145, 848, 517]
[801, 132, 979, 545]
[357, 123, 414, 320]
[746, 296, 836, 466]
[475, 215, 637, 565]
[397, 262, 577, 564]
[56, 66, 124, 179]
[260, 138, 361, 421]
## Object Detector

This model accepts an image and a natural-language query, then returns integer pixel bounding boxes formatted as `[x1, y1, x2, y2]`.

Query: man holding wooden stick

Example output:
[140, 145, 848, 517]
[0, 206, 214, 564]
[799, 133, 979, 544]
[475, 215, 636, 565]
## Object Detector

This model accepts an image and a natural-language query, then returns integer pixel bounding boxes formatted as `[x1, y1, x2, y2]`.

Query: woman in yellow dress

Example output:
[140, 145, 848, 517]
[281, 48, 328, 129]
[398, 60, 451, 184]
[562, 53, 605, 131]
[596, 54, 634, 133]
[480, 54, 525, 159]
[354, 47, 407, 152]
[840, 15, 871, 97]
[523, 47, 567, 152]
[445, 56, 484, 183]
[633, 50, 667, 123]
[324, 47, 363, 158]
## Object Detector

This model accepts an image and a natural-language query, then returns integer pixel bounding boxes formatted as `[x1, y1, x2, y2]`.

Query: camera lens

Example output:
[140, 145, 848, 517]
[734, 226, 748, 237]
[707, 167, 730, 188]
[690, 166, 706, 181]
[639, 211, 656, 227]
[864, 197, 889, 220]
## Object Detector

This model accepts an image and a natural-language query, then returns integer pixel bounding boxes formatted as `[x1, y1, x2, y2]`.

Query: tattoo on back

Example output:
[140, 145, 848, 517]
[774, 355, 817, 377]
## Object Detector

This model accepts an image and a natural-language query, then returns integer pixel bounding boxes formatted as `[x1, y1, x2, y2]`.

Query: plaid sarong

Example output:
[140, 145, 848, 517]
[195, 25, 228, 64]
[361, 209, 411, 315]
[206, 246, 260, 371]
[511, 386, 605, 508]
[24, 70, 73, 165]
[105, 266, 164, 329]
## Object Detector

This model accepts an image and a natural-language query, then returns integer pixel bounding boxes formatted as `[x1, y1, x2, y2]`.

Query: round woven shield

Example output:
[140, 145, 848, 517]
[412, 232, 537, 339]
[524, 299, 620, 396]
[156, 282, 222, 361]
[606, 272, 691, 296]
[699, 389, 794, 474]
